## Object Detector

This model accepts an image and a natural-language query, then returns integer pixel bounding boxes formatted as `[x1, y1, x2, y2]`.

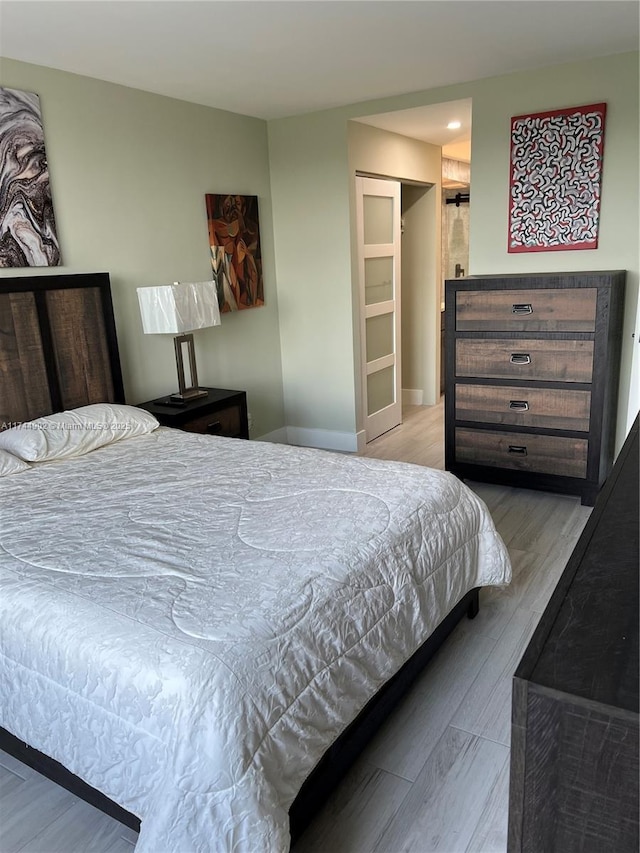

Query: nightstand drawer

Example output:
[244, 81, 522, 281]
[456, 288, 597, 332]
[456, 385, 591, 431]
[137, 387, 249, 439]
[456, 428, 588, 478]
[182, 405, 241, 437]
[456, 339, 594, 382]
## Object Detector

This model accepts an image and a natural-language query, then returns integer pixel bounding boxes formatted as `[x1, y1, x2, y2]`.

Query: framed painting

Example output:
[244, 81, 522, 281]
[508, 102, 606, 253]
[0, 87, 61, 267]
[205, 194, 264, 312]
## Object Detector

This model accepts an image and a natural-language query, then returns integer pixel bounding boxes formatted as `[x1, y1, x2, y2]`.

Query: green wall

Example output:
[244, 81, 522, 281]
[0, 57, 285, 437]
[269, 51, 639, 449]
[267, 111, 354, 439]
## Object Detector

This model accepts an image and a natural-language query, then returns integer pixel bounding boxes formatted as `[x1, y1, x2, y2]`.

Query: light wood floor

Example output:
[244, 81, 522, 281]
[0, 402, 591, 853]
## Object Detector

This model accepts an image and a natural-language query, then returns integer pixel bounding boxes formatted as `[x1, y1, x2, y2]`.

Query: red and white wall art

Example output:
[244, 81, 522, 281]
[508, 102, 606, 253]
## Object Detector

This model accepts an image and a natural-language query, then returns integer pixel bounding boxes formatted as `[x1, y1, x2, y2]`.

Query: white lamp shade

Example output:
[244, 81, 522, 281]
[137, 281, 221, 334]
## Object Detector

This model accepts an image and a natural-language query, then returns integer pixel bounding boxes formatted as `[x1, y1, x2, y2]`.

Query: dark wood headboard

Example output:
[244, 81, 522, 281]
[0, 273, 125, 427]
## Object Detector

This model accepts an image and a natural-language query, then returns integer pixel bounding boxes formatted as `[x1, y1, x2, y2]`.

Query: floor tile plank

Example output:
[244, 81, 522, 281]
[364, 624, 496, 781]
[372, 726, 509, 853]
[292, 758, 412, 853]
[449, 607, 540, 746]
[465, 759, 511, 853]
[17, 798, 138, 853]
[0, 773, 76, 851]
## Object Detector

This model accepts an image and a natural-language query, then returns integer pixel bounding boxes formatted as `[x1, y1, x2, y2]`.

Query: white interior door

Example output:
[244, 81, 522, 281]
[356, 176, 402, 442]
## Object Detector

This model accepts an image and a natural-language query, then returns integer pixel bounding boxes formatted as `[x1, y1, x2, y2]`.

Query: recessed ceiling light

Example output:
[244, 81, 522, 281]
[447, 121, 461, 130]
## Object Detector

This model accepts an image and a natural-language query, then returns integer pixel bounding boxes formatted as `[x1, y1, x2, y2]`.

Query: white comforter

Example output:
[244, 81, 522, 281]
[0, 428, 510, 852]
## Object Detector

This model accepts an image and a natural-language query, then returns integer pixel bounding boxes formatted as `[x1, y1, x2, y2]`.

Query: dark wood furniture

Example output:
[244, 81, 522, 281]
[440, 308, 446, 395]
[508, 415, 639, 853]
[137, 387, 249, 439]
[0, 271, 483, 842]
[445, 271, 626, 505]
[0, 272, 124, 426]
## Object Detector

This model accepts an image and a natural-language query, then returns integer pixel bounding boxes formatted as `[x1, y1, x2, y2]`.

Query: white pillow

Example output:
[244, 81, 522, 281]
[0, 448, 30, 476]
[0, 404, 159, 462]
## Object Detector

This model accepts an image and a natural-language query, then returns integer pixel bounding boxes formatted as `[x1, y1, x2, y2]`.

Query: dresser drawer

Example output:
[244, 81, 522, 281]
[456, 339, 594, 382]
[456, 385, 591, 431]
[456, 288, 597, 332]
[456, 428, 588, 478]
[182, 405, 241, 436]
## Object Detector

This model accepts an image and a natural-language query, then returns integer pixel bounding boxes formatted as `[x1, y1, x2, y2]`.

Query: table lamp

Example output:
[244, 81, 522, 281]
[137, 280, 221, 403]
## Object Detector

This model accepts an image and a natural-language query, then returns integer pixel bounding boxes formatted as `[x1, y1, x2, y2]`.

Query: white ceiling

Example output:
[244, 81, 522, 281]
[1, 1, 638, 146]
[354, 99, 473, 148]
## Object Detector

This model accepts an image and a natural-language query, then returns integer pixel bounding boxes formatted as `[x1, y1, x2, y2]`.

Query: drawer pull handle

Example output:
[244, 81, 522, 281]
[509, 400, 529, 411]
[512, 303, 533, 315]
[207, 421, 223, 434]
[508, 445, 528, 456]
[510, 353, 531, 365]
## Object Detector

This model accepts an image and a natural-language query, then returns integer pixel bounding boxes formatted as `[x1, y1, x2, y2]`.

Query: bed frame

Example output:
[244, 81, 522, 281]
[0, 272, 479, 842]
[0, 272, 124, 426]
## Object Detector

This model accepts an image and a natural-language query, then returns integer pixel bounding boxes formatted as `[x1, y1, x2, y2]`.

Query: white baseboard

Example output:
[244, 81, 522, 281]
[256, 425, 379, 454]
[402, 388, 424, 406]
[255, 426, 360, 453]
[255, 426, 289, 444]
[256, 425, 398, 453]
[286, 426, 359, 452]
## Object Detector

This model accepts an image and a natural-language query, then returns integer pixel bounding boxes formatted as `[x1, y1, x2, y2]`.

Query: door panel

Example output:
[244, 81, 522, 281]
[356, 176, 401, 442]
[365, 313, 394, 362]
[363, 194, 395, 243]
[364, 256, 394, 304]
[367, 365, 395, 416]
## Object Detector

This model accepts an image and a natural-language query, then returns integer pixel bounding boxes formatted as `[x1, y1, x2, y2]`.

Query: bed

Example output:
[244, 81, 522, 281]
[0, 273, 511, 852]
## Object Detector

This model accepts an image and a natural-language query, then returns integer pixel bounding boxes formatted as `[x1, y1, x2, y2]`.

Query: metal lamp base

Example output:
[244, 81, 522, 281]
[171, 333, 208, 405]
[169, 387, 208, 404]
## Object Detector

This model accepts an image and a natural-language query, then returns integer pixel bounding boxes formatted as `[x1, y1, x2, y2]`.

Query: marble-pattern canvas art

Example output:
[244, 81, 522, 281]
[508, 102, 606, 253]
[0, 87, 61, 267]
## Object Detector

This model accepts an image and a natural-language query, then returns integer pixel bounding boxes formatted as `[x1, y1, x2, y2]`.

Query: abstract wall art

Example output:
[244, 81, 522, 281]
[508, 103, 606, 253]
[205, 193, 263, 312]
[0, 87, 61, 267]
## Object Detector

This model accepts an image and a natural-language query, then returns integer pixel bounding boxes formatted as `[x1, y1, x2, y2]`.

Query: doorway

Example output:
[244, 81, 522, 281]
[350, 99, 471, 447]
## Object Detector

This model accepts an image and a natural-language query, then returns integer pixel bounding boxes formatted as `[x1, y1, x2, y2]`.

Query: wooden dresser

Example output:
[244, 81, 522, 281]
[444, 271, 626, 505]
[508, 415, 639, 852]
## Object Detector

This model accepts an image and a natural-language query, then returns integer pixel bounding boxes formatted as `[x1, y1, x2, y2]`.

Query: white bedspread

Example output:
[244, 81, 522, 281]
[0, 429, 510, 852]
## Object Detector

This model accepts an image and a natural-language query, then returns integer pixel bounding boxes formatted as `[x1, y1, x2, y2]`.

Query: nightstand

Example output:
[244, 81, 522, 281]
[137, 387, 249, 438]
